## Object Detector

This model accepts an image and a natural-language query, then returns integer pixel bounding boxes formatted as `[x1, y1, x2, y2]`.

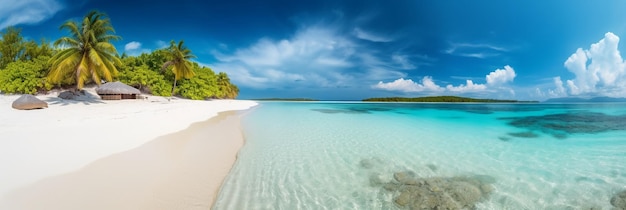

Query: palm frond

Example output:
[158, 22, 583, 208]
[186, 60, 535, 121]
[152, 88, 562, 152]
[48, 10, 121, 90]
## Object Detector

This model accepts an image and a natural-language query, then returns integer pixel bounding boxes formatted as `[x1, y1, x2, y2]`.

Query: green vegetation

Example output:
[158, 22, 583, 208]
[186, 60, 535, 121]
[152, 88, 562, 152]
[0, 56, 53, 94]
[117, 64, 172, 96]
[363, 96, 536, 103]
[0, 10, 239, 99]
[0, 27, 54, 69]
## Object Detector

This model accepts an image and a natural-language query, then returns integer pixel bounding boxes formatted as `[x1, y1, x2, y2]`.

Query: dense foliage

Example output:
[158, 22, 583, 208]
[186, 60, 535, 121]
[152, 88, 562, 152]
[117, 64, 172, 96]
[0, 56, 53, 94]
[363, 96, 534, 103]
[0, 27, 54, 69]
[0, 11, 239, 99]
[176, 64, 218, 100]
[116, 50, 239, 99]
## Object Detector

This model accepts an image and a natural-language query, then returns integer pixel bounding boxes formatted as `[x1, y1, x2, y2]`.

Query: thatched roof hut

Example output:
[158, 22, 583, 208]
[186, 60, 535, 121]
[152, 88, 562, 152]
[96, 81, 141, 100]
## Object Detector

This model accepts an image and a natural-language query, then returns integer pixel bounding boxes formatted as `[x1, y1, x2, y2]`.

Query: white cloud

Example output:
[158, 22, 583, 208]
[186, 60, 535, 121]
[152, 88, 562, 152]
[548, 76, 567, 97]
[211, 26, 406, 89]
[486, 65, 516, 85]
[124, 41, 141, 51]
[123, 41, 150, 56]
[0, 0, 62, 29]
[211, 27, 353, 88]
[216, 28, 355, 68]
[372, 77, 443, 92]
[446, 80, 487, 92]
[373, 65, 516, 96]
[353, 28, 393, 42]
[560, 32, 626, 97]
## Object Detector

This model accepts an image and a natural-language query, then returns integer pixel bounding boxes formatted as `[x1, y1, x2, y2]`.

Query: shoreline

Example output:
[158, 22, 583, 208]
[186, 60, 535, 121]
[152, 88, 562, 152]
[0, 90, 257, 209]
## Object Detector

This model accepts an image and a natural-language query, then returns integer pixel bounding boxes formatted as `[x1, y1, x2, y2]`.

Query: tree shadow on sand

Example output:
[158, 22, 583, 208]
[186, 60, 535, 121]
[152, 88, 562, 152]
[44, 91, 105, 106]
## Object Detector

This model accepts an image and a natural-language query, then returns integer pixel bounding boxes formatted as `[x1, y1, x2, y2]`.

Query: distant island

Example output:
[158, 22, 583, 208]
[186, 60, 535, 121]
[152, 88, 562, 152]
[544, 96, 626, 103]
[363, 96, 538, 103]
[253, 98, 318, 101]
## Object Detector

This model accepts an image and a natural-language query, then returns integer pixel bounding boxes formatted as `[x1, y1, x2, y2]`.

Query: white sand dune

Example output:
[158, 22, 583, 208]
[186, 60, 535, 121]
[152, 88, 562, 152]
[0, 89, 256, 209]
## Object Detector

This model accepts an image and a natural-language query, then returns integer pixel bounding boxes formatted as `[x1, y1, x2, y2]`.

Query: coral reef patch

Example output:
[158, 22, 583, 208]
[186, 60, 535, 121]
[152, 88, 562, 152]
[499, 112, 626, 138]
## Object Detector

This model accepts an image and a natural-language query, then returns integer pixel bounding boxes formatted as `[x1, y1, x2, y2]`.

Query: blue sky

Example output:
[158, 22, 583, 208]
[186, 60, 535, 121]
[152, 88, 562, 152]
[3, 0, 626, 100]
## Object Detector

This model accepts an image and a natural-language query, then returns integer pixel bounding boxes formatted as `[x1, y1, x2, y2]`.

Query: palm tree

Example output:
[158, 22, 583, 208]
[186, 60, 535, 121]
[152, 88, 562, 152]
[48, 10, 121, 90]
[161, 40, 195, 97]
[0, 27, 25, 69]
[216, 72, 238, 99]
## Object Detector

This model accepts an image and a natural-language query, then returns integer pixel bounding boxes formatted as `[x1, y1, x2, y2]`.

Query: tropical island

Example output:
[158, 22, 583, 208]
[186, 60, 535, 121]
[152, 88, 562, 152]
[363, 96, 539, 103]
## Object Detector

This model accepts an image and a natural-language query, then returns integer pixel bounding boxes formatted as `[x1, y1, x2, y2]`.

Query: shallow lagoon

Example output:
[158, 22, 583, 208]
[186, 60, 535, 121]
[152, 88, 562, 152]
[214, 102, 626, 209]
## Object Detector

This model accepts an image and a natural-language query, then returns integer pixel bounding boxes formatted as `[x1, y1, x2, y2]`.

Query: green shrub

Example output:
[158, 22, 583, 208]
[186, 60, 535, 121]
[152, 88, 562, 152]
[118, 64, 172, 96]
[0, 56, 53, 94]
[176, 66, 218, 100]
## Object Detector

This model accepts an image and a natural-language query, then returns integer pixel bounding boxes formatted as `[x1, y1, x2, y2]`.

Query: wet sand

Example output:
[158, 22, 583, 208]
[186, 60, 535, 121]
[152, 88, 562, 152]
[1, 111, 246, 210]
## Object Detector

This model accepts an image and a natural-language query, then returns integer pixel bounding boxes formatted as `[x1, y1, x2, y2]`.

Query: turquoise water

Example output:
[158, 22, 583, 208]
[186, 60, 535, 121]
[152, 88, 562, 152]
[214, 102, 626, 209]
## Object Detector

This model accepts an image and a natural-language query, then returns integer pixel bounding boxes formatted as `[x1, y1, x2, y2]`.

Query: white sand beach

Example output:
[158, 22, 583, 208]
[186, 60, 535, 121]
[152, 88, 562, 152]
[0, 89, 256, 209]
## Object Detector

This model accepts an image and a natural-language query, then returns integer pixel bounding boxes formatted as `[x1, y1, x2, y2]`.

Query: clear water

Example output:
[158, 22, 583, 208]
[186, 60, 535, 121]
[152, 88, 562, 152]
[214, 102, 626, 209]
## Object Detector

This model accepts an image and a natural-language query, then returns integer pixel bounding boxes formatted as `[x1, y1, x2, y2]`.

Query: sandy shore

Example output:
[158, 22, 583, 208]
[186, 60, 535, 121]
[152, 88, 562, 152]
[0, 90, 257, 209]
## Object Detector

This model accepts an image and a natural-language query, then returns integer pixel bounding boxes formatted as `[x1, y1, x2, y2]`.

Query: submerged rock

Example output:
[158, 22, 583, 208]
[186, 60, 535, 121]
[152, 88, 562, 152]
[12, 95, 47, 110]
[611, 190, 626, 209]
[394, 171, 417, 185]
[376, 171, 495, 209]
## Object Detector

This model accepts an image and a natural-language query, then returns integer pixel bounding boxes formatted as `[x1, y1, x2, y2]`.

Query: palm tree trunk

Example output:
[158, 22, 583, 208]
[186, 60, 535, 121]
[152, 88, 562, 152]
[162, 61, 174, 73]
[171, 79, 177, 99]
[75, 68, 81, 91]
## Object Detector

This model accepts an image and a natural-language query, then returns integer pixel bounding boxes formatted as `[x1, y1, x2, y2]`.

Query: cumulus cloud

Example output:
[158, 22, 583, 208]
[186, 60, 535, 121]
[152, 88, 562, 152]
[548, 76, 567, 97]
[559, 32, 626, 97]
[373, 65, 516, 96]
[373, 77, 443, 92]
[0, 0, 62, 29]
[486, 65, 516, 85]
[446, 80, 487, 92]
